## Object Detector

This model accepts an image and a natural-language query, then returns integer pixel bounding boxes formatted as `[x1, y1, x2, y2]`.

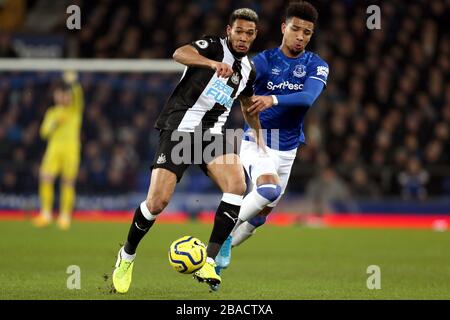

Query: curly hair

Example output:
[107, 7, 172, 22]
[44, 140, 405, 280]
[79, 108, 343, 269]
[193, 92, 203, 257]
[285, 1, 318, 24]
[229, 8, 259, 26]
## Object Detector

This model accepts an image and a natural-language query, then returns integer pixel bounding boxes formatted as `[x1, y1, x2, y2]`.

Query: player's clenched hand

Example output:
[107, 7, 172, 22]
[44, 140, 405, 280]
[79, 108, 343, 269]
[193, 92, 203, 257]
[63, 70, 78, 84]
[248, 95, 274, 115]
[210, 61, 233, 78]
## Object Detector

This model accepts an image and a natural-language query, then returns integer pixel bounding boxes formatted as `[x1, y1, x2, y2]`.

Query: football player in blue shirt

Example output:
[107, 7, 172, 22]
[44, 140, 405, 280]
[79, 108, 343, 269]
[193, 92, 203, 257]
[214, 0, 329, 288]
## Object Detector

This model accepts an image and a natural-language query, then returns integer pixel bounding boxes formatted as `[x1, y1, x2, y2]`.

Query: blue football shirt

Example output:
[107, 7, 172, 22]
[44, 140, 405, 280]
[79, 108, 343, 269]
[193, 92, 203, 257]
[244, 47, 329, 151]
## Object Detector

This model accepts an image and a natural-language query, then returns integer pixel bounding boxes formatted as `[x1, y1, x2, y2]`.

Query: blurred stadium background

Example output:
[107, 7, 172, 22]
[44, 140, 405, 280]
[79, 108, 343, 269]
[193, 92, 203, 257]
[0, 0, 449, 226]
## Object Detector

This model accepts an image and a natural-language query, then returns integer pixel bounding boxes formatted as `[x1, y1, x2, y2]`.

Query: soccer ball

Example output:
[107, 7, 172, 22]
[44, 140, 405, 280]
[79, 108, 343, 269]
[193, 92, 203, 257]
[168, 236, 207, 274]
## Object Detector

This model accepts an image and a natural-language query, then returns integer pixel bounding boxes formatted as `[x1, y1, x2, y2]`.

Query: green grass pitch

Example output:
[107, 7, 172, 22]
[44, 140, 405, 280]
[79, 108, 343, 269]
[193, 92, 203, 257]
[1, 220, 449, 300]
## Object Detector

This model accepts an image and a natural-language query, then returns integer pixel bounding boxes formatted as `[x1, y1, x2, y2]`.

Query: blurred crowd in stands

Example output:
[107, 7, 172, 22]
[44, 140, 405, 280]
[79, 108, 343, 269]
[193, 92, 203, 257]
[0, 0, 449, 202]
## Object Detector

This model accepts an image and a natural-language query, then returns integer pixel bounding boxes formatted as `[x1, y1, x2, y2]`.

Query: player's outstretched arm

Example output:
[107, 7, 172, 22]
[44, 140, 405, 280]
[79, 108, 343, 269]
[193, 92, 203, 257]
[248, 78, 325, 115]
[63, 71, 84, 111]
[240, 96, 267, 153]
[172, 45, 233, 78]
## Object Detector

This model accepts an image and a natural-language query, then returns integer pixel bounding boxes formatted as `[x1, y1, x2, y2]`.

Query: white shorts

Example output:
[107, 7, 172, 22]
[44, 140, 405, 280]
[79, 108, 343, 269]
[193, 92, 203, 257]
[239, 139, 297, 207]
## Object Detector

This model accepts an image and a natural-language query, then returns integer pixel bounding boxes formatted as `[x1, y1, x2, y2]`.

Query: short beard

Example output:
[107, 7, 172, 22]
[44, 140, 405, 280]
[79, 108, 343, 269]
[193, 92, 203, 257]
[227, 39, 247, 58]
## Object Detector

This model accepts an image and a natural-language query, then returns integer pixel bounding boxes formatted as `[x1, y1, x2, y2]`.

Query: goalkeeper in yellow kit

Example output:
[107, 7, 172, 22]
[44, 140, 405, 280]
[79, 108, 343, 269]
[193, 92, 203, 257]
[32, 71, 83, 230]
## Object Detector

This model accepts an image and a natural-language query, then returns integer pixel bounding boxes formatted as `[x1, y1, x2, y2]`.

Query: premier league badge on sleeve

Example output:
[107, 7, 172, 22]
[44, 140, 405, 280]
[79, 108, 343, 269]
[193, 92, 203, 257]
[293, 64, 306, 78]
[195, 40, 209, 49]
[316, 66, 329, 78]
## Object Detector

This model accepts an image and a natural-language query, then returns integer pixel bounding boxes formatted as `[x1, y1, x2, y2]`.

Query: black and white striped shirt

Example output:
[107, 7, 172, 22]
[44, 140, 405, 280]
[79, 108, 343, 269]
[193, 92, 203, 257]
[155, 36, 256, 134]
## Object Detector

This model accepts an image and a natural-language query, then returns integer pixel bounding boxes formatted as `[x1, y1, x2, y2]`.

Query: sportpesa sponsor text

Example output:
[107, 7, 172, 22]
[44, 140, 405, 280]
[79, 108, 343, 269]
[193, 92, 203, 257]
[267, 81, 304, 91]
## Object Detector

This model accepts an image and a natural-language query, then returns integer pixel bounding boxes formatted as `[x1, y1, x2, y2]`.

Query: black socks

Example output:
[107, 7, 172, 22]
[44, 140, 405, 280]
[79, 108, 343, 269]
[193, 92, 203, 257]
[124, 204, 156, 255]
[206, 200, 240, 258]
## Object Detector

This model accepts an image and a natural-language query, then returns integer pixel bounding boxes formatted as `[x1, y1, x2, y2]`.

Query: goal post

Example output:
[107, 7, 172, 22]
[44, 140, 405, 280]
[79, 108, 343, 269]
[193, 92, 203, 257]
[0, 58, 185, 72]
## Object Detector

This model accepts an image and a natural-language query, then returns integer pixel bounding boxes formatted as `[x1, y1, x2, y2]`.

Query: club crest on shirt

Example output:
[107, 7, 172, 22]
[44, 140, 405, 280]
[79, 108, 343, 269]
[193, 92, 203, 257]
[293, 64, 306, 78]
[157, 153, 166, 164]
[231, 72, 240, 85]
[271, 67, 282, 75]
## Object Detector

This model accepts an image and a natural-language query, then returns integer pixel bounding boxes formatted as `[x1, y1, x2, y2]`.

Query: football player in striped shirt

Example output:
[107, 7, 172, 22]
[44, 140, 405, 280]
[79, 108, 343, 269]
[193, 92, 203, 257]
[112, 8, 266, 293]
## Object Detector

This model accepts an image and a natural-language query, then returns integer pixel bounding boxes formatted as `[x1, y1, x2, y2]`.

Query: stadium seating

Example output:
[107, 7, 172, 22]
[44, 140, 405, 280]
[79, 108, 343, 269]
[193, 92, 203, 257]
[0, 0, 449, 200]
